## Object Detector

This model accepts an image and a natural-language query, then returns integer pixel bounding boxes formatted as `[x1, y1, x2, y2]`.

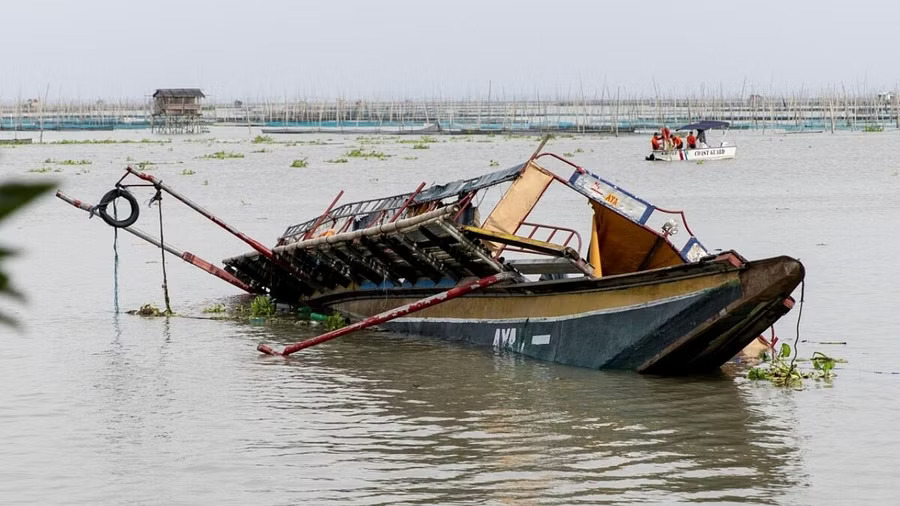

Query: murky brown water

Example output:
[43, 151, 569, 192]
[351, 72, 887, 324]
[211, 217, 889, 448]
[1, 128, 898, 504]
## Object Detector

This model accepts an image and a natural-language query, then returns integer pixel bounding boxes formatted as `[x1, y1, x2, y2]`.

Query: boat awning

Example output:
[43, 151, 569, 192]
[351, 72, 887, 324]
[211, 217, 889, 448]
[677, 120, 730, 131]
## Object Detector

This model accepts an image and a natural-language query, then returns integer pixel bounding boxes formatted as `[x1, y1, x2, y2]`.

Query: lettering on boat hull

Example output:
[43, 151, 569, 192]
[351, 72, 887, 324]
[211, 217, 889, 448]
[493, 327, 519, 351]
[492, 328, 552, 351]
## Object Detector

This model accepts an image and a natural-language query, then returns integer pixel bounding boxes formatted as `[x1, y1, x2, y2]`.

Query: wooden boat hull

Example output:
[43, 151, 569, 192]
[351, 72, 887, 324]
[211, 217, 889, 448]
[647, 145, 737, 162]
[323, 253, 802, 375]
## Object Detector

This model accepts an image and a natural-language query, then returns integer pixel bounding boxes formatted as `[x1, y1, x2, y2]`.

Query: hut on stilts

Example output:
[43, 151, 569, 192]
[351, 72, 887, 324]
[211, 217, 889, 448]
[150, 88, 206, 134]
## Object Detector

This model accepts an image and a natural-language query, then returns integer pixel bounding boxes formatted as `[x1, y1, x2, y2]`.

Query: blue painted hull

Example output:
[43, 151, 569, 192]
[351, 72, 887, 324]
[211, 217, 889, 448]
[327, 255, 803, 374]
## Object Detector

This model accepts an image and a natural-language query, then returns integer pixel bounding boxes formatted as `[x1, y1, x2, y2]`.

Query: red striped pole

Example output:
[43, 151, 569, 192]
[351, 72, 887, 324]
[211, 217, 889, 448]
[123, 167, 316, 285]
[126, 167, 275, 260]
[56, 191, 256, 293]
[258, 271, 514, 357]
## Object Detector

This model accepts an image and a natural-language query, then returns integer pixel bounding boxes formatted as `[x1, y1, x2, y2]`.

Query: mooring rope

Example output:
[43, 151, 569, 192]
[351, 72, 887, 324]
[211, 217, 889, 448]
[152, 187, 173, 315]
[112, 200, 120, 314]
[787, 279, 806, 376]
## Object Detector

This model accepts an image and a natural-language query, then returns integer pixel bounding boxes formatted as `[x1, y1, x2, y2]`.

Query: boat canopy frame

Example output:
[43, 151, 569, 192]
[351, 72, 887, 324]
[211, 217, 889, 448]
[677, 120, 730, 131]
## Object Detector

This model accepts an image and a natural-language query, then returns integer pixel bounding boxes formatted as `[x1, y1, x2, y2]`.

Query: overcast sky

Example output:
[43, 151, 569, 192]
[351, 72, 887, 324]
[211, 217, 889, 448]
[3, 0, 899, 101]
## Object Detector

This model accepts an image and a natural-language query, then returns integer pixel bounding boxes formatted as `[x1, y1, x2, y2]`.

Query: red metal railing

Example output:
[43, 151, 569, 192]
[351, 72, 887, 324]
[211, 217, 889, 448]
[494, 221, 583, 257]
[650, 207, 696, 237]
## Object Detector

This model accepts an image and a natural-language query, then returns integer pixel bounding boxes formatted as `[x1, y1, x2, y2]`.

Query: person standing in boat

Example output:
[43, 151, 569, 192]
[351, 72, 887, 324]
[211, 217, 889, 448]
[651, 132, 662, 151]
[697, 128, 708, 147]
[686, 131, 697, 149]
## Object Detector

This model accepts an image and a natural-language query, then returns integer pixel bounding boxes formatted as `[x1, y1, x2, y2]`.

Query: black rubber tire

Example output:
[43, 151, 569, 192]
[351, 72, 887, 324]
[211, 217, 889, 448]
[97, 188, 139, 228]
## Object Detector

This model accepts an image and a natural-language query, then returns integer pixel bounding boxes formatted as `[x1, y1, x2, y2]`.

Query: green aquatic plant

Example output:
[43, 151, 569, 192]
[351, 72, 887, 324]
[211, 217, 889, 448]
[249, 295, 276, 317]
[290, 158, 309, 168]
[44, 158, 91, 165]
[181, 168, 196, 175]
[202, 303, 227, 313]
[747, 343, 838, 387]
[563, 152, 574, 157]
[53, 138, 170, 145]
[488, 160, 500, 167]
[344, 148, 390, 159]
[202, 151, 245, 160]
[252, 135, 275, 144]
[574, 148, 584, 153]
[324, 312, 346, 331]
[131, 303, 172, 317]
[135, 161, 155, 170]
[26, 167, 58, 174]
[402, 156, 418, 161]
[326, 157, 349, 164]
[411, 143, 430, 149]
[251, 148, 270, 153]
[398, 135, 438, 144]
[864, 124, 884, 132]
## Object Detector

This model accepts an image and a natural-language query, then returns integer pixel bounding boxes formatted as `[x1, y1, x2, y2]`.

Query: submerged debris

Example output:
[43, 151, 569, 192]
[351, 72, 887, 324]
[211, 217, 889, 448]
[128, 303, 173, 317]
[747, 343, 838, 387]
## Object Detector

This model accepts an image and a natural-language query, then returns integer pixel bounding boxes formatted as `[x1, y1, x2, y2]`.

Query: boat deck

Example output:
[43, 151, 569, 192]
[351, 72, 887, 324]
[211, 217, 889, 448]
[223, 206, 532, 303]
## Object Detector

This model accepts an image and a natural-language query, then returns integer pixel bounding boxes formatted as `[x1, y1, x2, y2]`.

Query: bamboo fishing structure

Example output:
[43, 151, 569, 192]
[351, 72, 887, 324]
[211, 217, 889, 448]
[3, 85, 900, 134]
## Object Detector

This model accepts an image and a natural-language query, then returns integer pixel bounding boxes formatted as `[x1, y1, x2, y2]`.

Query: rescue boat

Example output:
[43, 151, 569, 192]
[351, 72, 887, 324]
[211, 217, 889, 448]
[646, 120, 737, 162]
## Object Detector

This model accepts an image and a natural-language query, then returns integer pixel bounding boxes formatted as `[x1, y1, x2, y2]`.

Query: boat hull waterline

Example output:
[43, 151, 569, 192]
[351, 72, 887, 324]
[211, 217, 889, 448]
[648, 145, 737, 162]
[319, 253, 803, 375]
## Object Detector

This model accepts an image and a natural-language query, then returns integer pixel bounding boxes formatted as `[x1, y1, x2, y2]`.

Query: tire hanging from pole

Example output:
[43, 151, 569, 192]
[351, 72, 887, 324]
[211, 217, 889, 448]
[97, 188, 139, 228]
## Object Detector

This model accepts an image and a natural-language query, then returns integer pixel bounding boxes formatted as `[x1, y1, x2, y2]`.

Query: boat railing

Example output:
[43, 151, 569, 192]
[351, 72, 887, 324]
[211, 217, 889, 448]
[278, 165, 524, 245]
[650, 207, 696, 237]
[495, 222, 583, 258]
[279, 192, 415, 244]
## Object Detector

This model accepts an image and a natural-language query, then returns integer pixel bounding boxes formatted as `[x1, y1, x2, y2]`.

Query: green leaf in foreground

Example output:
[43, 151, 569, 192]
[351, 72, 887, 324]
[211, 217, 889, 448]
[1, 181, 54, 327]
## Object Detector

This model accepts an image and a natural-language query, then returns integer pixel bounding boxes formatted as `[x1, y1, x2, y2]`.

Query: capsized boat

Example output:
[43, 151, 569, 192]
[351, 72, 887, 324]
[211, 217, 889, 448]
[220, 145, 801, 374]
[58, 141, 801, 375]
[646, 120, 737, 162]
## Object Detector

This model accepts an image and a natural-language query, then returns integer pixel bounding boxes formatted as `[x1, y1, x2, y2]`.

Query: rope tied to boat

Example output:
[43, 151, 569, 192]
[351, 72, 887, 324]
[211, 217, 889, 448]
[152, 187, 173, 315]
[112, 199, 119, 314]
[787, 279, 806, 377]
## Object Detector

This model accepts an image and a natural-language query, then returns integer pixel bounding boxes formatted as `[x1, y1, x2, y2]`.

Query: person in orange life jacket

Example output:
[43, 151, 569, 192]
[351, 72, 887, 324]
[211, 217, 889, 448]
[686, 131, 697, 149]
[661, 127, 673, 149]
[672, 134, 684, 150]
[651, 132, 662, 151]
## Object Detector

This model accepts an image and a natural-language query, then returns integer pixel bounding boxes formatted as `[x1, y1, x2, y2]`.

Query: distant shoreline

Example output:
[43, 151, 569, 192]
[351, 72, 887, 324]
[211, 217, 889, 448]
[1, 95, 897, 134]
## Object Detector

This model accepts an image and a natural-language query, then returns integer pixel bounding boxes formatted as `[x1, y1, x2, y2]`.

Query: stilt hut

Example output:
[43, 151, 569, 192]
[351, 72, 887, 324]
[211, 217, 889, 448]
[151, 88, 205, 134]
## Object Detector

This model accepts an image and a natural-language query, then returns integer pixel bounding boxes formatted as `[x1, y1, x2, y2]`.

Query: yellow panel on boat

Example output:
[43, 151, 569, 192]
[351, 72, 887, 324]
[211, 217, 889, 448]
[592, 201, 684, 275]
[480, 162, 554, 250]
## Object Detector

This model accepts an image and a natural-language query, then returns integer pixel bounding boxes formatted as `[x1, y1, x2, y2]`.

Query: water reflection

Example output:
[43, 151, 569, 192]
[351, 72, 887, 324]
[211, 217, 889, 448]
[249, 329, 803, 504]
[91, 314, 177, 500]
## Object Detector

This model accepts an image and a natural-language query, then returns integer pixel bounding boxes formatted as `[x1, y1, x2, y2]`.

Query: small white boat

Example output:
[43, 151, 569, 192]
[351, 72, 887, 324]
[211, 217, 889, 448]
[647, 145, 737, 162]
[646, 120, 736, 162]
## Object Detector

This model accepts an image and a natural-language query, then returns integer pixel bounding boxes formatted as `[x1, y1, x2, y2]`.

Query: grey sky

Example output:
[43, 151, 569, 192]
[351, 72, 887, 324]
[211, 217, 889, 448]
[4, 0, 899, 101]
